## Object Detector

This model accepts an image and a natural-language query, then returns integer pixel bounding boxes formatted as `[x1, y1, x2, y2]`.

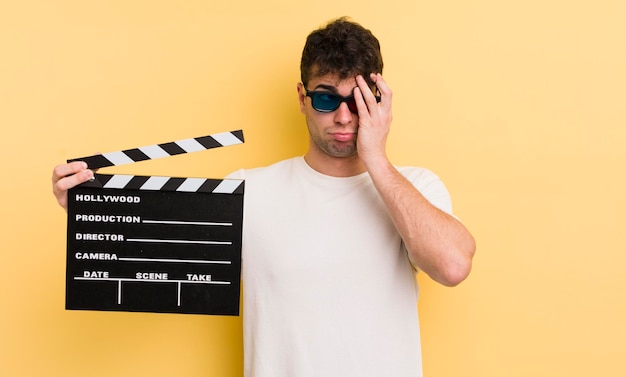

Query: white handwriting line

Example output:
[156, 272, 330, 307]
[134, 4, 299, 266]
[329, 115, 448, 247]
[142, 219, 232, 226]
[118, 257, 231, 265]
[126, 238, 232, 245]
[74, 277, 230, 285]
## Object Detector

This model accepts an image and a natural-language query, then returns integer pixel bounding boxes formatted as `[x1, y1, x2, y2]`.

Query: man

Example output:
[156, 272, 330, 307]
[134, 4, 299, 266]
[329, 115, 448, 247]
[53, 17, 475, 377]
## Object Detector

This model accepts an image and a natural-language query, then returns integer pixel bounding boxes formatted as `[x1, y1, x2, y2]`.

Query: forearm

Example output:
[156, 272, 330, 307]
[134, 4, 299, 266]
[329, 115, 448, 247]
[365, 157, 476, 286]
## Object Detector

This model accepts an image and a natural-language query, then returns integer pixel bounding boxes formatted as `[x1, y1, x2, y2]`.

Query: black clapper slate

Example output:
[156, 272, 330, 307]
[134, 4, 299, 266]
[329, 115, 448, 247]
[65, 130, 244, 315]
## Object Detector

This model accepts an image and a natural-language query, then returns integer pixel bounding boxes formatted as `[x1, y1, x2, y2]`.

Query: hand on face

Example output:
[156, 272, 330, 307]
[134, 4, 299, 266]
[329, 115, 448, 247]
[353, 73, 392, 164]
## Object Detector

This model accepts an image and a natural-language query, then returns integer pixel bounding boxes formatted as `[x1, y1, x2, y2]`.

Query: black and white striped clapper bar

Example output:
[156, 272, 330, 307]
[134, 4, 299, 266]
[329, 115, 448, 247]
[66, 130, 244, 315]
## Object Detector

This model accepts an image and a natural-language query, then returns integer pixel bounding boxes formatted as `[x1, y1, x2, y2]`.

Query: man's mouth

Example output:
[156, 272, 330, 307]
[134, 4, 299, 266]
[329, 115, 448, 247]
[331, 132, 356, 142]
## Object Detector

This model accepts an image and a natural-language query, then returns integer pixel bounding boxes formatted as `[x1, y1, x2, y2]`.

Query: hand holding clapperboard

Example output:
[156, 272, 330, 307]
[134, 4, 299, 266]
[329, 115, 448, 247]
[65, 130, 244, 315]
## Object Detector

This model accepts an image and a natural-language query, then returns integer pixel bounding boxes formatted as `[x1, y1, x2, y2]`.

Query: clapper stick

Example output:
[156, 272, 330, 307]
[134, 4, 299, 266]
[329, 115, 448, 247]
[67, 129, 244, 169]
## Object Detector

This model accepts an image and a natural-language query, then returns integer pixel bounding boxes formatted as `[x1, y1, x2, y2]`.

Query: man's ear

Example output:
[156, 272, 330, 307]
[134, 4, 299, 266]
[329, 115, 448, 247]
[297, 82, 307, 114]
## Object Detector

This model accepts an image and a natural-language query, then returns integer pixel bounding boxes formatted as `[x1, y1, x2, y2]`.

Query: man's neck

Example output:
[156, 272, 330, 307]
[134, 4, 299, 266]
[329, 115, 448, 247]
[303, 150, 366, 177]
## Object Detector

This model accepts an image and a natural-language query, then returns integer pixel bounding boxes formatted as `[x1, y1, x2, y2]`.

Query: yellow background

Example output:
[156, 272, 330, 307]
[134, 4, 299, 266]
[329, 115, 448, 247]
[1, 0, 625, 376]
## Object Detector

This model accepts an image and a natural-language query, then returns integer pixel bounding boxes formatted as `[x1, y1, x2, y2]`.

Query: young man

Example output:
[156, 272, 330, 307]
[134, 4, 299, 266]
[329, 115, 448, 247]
[53, 17, 475, 377]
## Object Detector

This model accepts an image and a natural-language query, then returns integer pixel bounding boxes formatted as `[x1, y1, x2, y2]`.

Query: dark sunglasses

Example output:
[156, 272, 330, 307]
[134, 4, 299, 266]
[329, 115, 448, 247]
[305, 89, 381, 114]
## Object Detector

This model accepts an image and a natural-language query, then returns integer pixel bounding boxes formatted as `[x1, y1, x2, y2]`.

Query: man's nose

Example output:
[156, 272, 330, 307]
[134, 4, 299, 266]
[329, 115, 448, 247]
[334, 102, 354, 125]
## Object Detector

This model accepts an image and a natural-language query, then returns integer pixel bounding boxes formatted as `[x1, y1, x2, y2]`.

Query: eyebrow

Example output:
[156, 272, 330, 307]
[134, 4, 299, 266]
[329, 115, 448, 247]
[311, 84, 340, 92]
[310, 83, 377, 95]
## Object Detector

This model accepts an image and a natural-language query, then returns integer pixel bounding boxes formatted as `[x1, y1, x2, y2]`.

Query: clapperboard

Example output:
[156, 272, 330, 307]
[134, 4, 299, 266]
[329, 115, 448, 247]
[66, 130, 244, 316]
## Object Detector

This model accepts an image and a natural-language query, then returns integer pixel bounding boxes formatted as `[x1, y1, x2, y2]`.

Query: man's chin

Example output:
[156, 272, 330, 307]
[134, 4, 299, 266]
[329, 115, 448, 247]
[327, 144, 357, 158]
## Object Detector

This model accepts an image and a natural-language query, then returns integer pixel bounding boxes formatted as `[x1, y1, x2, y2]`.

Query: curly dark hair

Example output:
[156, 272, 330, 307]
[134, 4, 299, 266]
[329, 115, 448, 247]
[300, 17, 383, 88]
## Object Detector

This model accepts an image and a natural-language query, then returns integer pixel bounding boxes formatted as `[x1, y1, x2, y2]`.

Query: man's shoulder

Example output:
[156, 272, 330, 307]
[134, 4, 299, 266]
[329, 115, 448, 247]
[225, 157, 302, 180]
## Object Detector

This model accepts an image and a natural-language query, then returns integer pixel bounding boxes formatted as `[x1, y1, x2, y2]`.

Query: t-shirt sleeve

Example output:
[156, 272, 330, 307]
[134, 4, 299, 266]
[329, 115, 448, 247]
[399, 167, 453, 216]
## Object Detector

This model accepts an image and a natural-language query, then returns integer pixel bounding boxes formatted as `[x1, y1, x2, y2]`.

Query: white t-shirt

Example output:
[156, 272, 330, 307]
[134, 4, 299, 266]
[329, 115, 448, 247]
[228, 157, 453, 377]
